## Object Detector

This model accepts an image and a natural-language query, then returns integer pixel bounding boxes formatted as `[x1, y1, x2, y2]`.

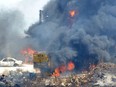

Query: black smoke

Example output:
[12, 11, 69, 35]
[26, 0, 116, 69]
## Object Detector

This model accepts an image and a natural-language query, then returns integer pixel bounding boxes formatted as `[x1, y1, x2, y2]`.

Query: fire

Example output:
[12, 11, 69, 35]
[67, 61, 75, 71]
[52, 65, 66, 77]
[52, 61, 75, 77]
[59, 65, 67, 73]
[21, 48, 37, 63]
[27, 48, 36, 56]
[52, 68, 60, 77]
[21, 48, 36, 56]
[69, 10, 76, 17]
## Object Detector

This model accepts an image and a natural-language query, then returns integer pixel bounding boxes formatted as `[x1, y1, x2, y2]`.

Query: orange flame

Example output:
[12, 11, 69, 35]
[21, 48, 36, 63]
[27, 48, 36, 56]
[21, 48, 36, 56]
[59, 65, 67, 73]
[52, 61, 75, 77]
[69, 10, 76, 17]
[52, 68, 60, 77]
[52, 65, 66, 77]
[67, 61, 75, 71]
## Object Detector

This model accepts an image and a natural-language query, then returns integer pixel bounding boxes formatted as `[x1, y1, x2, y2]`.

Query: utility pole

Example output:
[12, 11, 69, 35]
[39, 10, 43, 24]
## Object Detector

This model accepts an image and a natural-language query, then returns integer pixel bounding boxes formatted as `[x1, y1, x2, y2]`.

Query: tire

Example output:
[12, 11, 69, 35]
[14, 63, 19, 67]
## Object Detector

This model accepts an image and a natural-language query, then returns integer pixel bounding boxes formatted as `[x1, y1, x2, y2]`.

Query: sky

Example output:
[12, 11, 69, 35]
[0, 0, 50, 30]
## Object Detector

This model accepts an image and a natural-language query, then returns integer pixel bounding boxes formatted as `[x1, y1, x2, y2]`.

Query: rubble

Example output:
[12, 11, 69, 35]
[0, 62, 115, 87]
[92, 63, 116, 86]
[22, 62, 116, 87]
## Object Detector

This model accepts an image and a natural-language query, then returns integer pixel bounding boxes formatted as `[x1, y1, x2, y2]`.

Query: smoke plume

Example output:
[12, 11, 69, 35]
[26, 0, 116, 69]
[0, 9, 26, 59]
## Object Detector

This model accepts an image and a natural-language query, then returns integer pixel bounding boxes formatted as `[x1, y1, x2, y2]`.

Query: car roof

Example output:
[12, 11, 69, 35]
[3, 57, 16, 60]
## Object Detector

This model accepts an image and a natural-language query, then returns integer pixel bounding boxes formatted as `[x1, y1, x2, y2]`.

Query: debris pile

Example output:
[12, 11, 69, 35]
[0, 63, 115, 87]
[22, 72, 93, 87]
[0, 70, 34, 87]
[23, 63, 116, 87]
[92, 63, 116, 86]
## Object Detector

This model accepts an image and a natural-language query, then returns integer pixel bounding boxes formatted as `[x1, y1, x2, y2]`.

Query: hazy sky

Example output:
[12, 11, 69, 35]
[0, 0, 50, 30]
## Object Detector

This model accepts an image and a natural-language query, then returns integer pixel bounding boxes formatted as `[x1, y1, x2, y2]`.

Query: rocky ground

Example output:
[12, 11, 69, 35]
[0, 62, 116, 87]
